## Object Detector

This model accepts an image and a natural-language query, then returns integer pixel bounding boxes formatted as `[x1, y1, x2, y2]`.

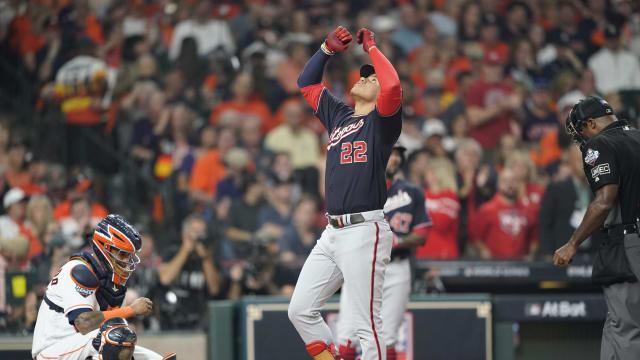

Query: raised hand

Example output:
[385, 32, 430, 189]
[322, 26, 352, 55]
[356, 28, 376, 53]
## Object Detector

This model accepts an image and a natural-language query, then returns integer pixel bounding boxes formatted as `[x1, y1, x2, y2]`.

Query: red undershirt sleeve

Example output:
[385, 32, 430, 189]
[369, 46, 402, 117]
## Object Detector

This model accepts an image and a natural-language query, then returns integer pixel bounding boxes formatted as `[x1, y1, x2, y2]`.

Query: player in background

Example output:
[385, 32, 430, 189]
[32, 214, 175, 360]
[288, 26, 402, 360]
[336, 145, 432, 360]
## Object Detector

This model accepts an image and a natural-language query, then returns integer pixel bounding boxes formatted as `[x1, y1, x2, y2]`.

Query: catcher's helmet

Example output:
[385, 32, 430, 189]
[92, 214, 141, 285]
[94, 317, 137, 360]
[565, 96, 614, 150]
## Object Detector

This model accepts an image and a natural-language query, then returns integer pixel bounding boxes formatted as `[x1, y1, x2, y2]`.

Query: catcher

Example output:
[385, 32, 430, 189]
[32, 214, 176, 360]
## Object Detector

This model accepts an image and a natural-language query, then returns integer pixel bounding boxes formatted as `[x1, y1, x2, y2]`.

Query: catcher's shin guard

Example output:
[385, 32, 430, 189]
[306, 341, 336, 360]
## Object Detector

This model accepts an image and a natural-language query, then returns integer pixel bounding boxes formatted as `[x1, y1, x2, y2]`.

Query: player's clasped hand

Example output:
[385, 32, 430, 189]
[324, 26, 352, 54]
[553, 242, 577, 267]
[356, 28, 376, 53]
[131, 297, 153, 316]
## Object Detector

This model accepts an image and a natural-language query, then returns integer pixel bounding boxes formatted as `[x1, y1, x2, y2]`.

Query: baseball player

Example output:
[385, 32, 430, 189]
[336, 145, 432, 360]
[32, 214, 175, 360]
[288, 26, 402, 360]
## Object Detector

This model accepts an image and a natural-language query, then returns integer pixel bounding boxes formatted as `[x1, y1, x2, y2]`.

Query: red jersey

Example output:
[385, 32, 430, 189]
[415, 189, 460, 259]
[464, 80, 514, 149]
[473, 194, 534, 259]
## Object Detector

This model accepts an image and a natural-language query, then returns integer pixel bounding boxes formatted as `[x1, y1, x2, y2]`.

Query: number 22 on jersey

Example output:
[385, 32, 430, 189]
[340, 141, 368, 164]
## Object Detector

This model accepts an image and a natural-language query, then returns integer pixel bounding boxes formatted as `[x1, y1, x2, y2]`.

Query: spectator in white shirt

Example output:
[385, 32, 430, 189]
[588, 23, 640, 95]
[169, 0, 236, 60]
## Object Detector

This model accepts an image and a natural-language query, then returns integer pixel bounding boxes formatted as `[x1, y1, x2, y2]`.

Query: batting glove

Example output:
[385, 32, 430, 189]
[356, 28, 376, 53]
[322, 26, 352, 55]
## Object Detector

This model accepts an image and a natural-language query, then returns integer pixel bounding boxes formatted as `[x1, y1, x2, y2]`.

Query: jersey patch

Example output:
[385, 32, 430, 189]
[584, 148, 599, 165]
[75, 285, 95, 298]
[591, 163, 610, 181]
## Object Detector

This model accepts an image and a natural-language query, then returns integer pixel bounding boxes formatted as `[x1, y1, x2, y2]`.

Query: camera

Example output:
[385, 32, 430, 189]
[195, 233, 208, 244]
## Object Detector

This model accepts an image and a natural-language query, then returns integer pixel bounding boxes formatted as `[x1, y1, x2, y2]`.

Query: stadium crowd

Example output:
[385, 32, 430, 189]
[0, 0, 639, 332]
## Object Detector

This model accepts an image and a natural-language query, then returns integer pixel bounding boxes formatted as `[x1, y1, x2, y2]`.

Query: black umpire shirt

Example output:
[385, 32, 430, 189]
[581, 121, 640, 226]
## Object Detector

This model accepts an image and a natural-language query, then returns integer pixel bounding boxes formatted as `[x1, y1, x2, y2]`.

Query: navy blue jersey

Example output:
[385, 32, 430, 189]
[383, 179, 432, 258]
[316, 89, 402, 215]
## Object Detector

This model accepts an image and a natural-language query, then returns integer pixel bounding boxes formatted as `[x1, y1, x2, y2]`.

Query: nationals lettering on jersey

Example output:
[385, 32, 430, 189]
[312, 88, 402, 215]
[328, 119, 365, 150]
[383, 179, 432, 259]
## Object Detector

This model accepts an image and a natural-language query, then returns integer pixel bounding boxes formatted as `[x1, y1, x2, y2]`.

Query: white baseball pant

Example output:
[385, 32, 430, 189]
[288, 210, 392, 360]
[337, 258, 411, 352]
[33, 329, 164, 360]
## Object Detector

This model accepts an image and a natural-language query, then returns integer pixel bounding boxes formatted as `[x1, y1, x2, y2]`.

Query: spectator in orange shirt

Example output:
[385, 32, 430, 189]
[210, 73, 272, 131]
[4, 138, 31, 192]
[530, 92, 581, 172]
[52, 174, 108, 221]
[188, 127, 236, 204]
[194, 125, 217, 160]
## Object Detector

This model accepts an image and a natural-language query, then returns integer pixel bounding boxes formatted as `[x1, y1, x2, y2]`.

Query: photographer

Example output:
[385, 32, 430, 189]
[228, 231, 299, 300]
[156, 215, 222, 328]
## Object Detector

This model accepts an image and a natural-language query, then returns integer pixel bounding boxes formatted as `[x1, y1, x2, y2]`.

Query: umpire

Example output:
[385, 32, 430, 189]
[554, 96, 640, 359]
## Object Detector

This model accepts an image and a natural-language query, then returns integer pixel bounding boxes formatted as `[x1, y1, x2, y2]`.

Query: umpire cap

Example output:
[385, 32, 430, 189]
[565, 96, 614, 149]
[360, 64, 375, 78]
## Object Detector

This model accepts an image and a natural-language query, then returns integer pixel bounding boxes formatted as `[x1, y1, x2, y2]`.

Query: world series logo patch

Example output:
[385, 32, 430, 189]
[584, 148, 599, 165]
[76, 285, 95, 298]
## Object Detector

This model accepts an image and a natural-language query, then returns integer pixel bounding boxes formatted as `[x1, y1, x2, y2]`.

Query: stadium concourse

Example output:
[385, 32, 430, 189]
[0, 0, 639, 359]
